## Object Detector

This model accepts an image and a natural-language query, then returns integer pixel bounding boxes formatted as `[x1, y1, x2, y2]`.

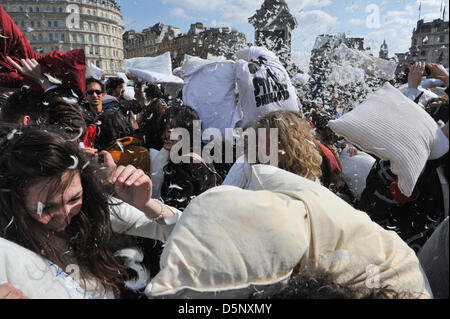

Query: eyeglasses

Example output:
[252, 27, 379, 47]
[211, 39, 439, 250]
[87, 90, 103, 95]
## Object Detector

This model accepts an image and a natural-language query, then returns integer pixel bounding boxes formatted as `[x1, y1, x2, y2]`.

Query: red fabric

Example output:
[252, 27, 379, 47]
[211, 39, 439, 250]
[315, 141, 342, 173]
[390, 179, 420, 205]
[0, 5, 86, 96]
[83, 125, 97, 149]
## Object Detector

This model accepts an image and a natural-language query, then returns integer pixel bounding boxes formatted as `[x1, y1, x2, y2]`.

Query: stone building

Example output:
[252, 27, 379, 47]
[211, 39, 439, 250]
[3, 0, 125, 76]
[395, 18, 449, 71]
[379, 39, 389, 60]
[249, 0, 298, 71]
[123, 22, 248, 67]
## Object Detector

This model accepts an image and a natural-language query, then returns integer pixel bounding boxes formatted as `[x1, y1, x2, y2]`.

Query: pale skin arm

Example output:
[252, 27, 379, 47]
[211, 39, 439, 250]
[6, 56, 53, 91]
[100, 151, 176, 225]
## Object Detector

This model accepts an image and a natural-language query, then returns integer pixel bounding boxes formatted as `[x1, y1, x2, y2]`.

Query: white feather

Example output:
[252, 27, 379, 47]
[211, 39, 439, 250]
[114, 248, 150, 292]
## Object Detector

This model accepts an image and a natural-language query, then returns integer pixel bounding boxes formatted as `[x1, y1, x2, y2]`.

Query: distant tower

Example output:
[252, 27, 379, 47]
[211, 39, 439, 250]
[379, 39, 389, 59]
[249, 0, 298, 67]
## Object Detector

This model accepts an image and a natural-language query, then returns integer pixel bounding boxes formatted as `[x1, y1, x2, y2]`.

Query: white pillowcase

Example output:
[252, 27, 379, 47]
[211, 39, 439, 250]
[182, 60, 242, 139]
[145, 164, 432, 299]
[329, 82, 448, 197]
[146, 186, 310, 298]
[340, 146, 376, 200]
[123, 52, 172, 75]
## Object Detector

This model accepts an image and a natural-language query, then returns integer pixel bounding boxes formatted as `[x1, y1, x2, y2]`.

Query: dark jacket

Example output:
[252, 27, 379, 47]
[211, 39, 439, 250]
[356, 152, 448, 252]
[161, 153, 218, 211]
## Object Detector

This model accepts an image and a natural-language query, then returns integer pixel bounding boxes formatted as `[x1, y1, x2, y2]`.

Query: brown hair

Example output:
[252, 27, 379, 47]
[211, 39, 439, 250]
[250, 110, 323, 181]
[0, 126, 128, 297]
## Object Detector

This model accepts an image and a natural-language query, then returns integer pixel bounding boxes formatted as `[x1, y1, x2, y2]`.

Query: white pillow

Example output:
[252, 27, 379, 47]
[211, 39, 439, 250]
[339, 146, 376, 200]
[145, 186, 310, 298]
[127, 68, 184, 85]
[0, 237, 92, 299]
[145, 165, 432, 299]
[123, 52, 172, 75]
[182, 61, 242, 139]
[329, 82, 448, 197]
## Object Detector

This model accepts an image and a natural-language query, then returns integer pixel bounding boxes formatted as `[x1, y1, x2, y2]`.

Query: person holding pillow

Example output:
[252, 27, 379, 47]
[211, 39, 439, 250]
[0, 126, 181, 298]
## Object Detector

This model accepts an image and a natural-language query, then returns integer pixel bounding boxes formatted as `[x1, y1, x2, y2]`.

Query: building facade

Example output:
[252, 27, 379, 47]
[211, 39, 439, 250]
[249, 0, 298, 72]
[123, 22, 249, 68]
[379, 39, 389, 60]
[396, 18, 449, 71]
[3, 0, 125, 76]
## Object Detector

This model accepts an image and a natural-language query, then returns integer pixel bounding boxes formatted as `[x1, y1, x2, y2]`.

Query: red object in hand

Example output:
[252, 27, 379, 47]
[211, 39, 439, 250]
[390, 179, 420, 205]
[0, 5, 86, 96]
[83, 125, 98, 149]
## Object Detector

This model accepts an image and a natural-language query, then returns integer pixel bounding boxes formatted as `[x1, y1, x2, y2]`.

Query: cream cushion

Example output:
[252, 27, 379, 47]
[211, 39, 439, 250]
[146, 164, 432, 298]
[329, 82, 448, 197]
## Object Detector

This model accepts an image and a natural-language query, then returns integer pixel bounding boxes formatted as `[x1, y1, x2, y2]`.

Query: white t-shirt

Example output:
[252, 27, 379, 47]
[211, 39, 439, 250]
[0, 197, 182, 299]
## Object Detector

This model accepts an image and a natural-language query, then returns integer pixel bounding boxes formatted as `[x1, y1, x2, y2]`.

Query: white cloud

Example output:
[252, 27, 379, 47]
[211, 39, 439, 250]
[349, 18, 363, 25]
[170, 7, 193, 20]
[345, 4, 360, 13]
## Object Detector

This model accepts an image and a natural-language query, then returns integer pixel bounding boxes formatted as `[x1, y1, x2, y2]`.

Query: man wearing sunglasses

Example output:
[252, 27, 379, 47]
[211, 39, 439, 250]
[83, 77, 122, 124]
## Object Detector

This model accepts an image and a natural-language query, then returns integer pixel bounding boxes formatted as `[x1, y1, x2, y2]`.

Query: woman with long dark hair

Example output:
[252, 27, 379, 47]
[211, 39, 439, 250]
[0, 125, 181, 298]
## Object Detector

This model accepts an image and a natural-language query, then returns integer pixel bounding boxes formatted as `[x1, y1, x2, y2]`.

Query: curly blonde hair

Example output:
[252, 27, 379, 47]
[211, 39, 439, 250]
[250, 110, 323, 181]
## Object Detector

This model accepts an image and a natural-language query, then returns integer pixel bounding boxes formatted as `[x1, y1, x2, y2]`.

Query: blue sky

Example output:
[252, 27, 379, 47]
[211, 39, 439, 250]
[117, 0, 449, 71]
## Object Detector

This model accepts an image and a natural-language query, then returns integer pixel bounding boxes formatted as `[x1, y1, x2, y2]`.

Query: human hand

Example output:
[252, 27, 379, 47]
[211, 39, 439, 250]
[0, 283, 30, 299]
[408, 62, 425, 89]
[110, 165, 152, 212]
[6, 56, 52, 91]
[99, 150, 117, 178]
[426, 63, 449, 86]
[347, 144, 358, 157]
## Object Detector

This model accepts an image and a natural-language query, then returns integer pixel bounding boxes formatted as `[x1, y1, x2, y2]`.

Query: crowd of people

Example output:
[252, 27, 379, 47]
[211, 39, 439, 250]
[0, 5, 448, 299]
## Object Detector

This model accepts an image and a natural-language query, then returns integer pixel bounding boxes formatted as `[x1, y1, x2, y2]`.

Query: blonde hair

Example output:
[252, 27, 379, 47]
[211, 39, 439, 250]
[250, 110, 323, 181]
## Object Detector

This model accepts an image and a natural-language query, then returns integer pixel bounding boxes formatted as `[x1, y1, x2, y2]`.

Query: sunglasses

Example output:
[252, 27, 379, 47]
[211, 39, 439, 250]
[87, 90, 103, 95]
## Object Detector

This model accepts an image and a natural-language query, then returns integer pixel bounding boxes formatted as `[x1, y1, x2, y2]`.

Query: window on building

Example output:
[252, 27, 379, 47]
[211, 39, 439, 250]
[32, 34, 36, 41]
[58, 7, 63, 13]
[72, 34, 77, 42]
[38, 34, 43, 41]
[46, 7, 51, 13]
[49, 34, 53, 41]
[61, 34, 65, 41]
[12, 7, 17, 13]
[29, 7, 33, 13]
[54, 34, 59, 41]
[439, 35, 445, 42]
[53, 21, 58, 28]
[89, 47, 94, 54]
[93, 10, 96, 16]
[31, 21, 35, 28]
[89, 35, 93, 42]
[95, 35, 99, 43]
[37, 21, 41, 28]
[48, 21, 52, 28]
[19, 7, 23, 12]
[421, 50, 426, 56]
[36, 7, 40, 13]
[96, 60, 100, 67]
[59, 21, 65, 28]
[21, 21, 25, 28]
[79, 35, 84, 42]
[87, 9, 91, 15]
[95, 47, 99, 55]
[53, 7, 57, 13]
